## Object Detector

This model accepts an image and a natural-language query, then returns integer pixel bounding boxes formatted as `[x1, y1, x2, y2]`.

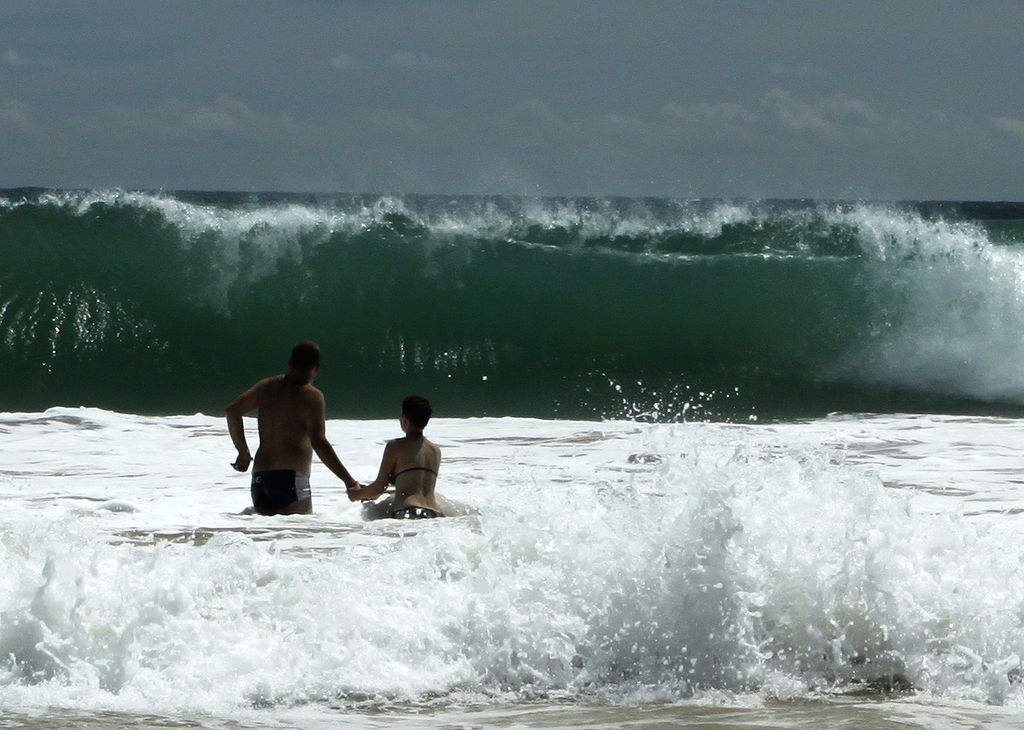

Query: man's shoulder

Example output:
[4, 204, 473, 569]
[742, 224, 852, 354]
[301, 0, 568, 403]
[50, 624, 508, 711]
[302, 384, 326, 404]
[248, 374, 282, 398]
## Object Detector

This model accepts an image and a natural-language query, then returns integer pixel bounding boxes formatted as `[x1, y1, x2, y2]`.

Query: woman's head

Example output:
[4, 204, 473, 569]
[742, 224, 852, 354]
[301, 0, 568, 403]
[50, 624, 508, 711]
[402, 395, 432, 431]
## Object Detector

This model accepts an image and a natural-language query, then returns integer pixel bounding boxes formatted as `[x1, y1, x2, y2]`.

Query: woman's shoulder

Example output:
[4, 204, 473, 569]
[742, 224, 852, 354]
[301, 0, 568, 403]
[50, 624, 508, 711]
[385, 435, 421, 451]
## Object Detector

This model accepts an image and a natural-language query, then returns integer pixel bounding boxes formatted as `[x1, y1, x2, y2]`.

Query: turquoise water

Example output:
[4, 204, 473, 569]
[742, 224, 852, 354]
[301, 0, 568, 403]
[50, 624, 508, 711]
[3, 190, 1024, 420]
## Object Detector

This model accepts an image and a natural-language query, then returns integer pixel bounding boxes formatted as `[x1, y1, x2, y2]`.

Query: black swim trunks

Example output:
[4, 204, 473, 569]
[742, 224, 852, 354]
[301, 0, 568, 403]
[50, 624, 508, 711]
[250, 470, 311, 515]
[391, 506, 442, 520]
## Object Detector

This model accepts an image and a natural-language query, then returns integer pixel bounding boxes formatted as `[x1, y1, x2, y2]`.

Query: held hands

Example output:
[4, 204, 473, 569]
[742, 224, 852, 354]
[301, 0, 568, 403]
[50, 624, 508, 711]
[231, 452, 252, 472]
[346, 481, 364, 501]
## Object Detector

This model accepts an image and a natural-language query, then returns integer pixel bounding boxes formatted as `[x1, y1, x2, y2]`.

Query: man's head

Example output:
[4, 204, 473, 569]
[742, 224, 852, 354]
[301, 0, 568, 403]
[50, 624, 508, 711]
[289, 340, 321, 375]
[402, 395, 432, 430]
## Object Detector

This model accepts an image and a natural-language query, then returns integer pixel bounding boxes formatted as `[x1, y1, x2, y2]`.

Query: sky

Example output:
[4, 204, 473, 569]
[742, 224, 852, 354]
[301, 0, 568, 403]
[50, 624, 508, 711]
[1, 1, 1022, 200]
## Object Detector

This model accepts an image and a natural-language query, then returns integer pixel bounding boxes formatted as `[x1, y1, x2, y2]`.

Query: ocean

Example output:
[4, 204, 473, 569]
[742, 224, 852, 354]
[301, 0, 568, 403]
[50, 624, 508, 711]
[2, 190, 1024, 728]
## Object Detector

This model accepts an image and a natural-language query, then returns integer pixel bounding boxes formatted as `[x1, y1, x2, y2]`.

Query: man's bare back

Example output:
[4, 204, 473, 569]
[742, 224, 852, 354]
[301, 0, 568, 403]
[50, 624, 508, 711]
[226, 341, 357, 515]
[249, 374, 321, 475]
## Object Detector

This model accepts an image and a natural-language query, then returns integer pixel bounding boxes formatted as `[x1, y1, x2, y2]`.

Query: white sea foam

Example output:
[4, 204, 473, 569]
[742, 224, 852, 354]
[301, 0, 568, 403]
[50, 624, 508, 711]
[5, 189, 767, 253]
[822, 206, 1024, 404]
[2, 409, 1024, 721]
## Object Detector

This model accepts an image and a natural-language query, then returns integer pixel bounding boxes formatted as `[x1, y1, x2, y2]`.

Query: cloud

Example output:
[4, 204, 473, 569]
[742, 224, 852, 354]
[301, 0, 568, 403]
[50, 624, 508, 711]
[598, 113, 649, 137]
[763, 88, 879, 143]
[763, 88, 837, 140]
[1, 48, 55, 68]
[0, 98, 33, 132]
[2, 49, 26, 66]
[155, 96, 290, 137]
[165, 97, 248, 134]
[362, 108, 423, 135]
[992, 116, 1024, 138]
[70, 96, 306, 144]
[658, 90, 884, 148]
[662, 101, 758, 142]
[385, 52, 452, 73]
[329, 53, 356, 71]
[497, 99, 564, 148]
[664, 102, 758, 125]
[505, 98, 559, 123]
[769, 63, 828, 81]
[824, 95, 881, 126]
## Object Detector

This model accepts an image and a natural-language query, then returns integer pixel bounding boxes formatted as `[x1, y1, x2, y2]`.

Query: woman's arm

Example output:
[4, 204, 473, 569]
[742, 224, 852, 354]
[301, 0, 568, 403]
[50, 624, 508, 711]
[347, 441, 398, 501]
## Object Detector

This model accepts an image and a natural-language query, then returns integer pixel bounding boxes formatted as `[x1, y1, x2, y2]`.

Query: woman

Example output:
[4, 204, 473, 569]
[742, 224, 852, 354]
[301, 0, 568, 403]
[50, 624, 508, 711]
[347, 395, 443, 518]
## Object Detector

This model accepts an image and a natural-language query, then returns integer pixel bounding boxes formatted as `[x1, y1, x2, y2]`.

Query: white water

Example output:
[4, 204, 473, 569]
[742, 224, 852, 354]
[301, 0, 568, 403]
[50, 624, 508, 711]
[2, 409, 1024, 727]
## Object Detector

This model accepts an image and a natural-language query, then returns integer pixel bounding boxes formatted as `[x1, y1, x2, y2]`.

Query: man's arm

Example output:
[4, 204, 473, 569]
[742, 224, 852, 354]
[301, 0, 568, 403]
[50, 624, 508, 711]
[307, 390, 358, 489]
[225, 381, 263, 471]
[347, 441, 398, 502]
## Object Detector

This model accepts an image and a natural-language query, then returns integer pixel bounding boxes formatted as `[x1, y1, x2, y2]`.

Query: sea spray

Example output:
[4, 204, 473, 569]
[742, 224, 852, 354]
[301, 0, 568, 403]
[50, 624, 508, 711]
[3, 415, 1024, 713]
[825, 207, 1024, 402]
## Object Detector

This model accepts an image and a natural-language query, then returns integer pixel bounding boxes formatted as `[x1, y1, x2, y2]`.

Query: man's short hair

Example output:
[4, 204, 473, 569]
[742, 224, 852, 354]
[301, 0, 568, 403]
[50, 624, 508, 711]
[402, 395, 432, 429]
[290, 340, 321, 371]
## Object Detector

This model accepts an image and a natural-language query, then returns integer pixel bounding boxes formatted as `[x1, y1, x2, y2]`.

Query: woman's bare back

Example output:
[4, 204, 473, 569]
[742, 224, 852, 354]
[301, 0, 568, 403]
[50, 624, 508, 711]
[389, 436, 442, 512]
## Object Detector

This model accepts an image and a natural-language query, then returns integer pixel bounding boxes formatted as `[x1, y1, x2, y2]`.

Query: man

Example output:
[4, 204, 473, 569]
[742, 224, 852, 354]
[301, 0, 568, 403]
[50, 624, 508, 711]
[226, 340, 358, 515]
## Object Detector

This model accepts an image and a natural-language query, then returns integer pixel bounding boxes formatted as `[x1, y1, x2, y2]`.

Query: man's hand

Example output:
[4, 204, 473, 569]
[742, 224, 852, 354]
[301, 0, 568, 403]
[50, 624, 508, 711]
[346, 482, 364, 501]
[231, 452, 252, 472]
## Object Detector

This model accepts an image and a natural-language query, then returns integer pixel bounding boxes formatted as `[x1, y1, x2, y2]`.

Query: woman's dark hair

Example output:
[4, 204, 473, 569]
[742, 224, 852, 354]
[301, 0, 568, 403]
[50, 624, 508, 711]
[402, 395, 432, 429]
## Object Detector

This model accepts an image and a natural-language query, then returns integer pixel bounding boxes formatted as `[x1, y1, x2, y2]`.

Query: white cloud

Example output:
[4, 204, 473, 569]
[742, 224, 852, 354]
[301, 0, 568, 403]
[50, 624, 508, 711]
[146, 96, 288, 138]
[498, 99, 564, 148]
[2, 48, 55, 68]
[763, 88, 837, 139]
[664, 102, 757, 125]
[763, 88, 879, 143]
[501, 98, 562, 131]
[825, 95, 881, 126]
[992, 116, 1024, 138]
[598, 113, 649, 137]
[0, 98, 33, 132]
[71, 96, 305, 143]
[385, 52, 452, 73]
[164, 97, 247, 134]
[663, 101, 758, 142]
[330, 53, 356, 71]
[769, 63, 828, 80]
[363, 108, 423, 135]
[2, 49, 26, 66]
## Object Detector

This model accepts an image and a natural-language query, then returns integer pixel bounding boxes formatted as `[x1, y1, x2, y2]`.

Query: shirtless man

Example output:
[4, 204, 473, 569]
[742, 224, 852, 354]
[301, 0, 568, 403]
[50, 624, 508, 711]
[226, 341, 358, 515]
[347, 395, 443, 518]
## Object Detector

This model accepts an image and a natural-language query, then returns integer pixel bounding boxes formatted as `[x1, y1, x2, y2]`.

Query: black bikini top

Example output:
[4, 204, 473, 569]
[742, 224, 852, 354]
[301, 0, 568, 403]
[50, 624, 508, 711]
[388, 465, 439, 486]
